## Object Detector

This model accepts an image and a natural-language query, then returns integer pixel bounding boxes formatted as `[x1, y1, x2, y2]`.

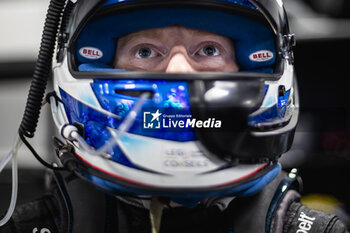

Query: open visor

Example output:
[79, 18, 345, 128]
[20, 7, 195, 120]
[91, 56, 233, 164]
[68, 0, 281, 74]
[58, 0, 298, 163]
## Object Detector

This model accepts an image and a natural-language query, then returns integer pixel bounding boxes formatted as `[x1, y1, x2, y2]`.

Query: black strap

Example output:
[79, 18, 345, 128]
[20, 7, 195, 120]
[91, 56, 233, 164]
[4, 169, 347, 233]
[114, 199, 228, 233]
[283, 202, 349, 233]
[0, 194, 60, 233]
[63, 175, 107, 233]
[0, 170, 111, 233]
[52, 170, 73, 233]
[227, 171, 289, 233]
[105, 195, 119, 233]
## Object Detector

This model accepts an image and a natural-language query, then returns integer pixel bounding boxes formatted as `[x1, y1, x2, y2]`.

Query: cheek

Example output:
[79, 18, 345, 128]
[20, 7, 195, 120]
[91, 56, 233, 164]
[222, 60, 239, 72]
[114, 41, 135, 68]
[114, 47, 125, 68]
[116, 56, 166, 71]
[193, 57, 239, 72]
[114, 56, 124, 68]
[114, 50, 138, 69]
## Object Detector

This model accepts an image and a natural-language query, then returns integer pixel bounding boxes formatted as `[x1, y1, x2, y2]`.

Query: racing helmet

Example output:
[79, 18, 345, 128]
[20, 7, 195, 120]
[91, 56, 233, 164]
[51, 0, 298, 202]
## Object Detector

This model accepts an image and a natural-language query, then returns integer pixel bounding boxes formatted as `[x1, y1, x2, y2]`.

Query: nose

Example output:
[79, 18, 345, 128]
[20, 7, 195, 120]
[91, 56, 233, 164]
[165, 49, 195, 73]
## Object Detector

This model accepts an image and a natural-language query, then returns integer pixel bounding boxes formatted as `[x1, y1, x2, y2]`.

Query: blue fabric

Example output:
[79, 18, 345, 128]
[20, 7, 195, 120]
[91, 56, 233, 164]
[76, 7, 275, 71]
[78, 62, 274, 73]
[265, 169, 298, 233]
[78, 63, 126, 72]
[238, 163, 281, 196]
[103, 0, 258, 10]
[85, 163, 281, 207]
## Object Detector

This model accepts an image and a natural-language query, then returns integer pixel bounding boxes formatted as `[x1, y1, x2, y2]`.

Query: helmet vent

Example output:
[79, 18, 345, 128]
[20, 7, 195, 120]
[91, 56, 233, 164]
[115, 89, 154, 98]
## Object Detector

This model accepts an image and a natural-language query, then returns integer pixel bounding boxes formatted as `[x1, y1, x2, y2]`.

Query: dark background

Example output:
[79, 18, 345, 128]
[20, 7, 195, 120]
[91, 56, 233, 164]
[293, 38, 350, 204]
[0, 0, 349, 226]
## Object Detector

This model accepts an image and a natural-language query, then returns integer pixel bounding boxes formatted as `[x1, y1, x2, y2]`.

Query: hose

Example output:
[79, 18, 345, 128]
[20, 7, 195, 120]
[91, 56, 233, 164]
[0, 136, 21, 226]
[19, 0, 67, 138]
[0, 0, 69, 227]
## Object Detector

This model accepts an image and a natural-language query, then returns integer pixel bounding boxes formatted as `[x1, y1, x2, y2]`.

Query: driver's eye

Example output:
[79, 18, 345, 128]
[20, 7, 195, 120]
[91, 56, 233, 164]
[198, 45, 220, 56]
[136, 47, 157, 58]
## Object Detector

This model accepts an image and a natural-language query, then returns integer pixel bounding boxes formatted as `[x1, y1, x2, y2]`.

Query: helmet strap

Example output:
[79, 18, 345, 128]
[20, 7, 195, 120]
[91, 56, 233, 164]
[149, 197, 166, 233]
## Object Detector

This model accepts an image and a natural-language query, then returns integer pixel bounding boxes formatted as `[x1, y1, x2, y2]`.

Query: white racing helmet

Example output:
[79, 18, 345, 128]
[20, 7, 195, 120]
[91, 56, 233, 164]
[51, 0, 298, 202]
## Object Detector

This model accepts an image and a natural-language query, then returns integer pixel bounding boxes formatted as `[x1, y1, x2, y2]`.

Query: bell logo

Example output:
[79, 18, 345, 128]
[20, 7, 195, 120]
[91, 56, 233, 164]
[79, 47, 103, 59]
[249, 50, 274, 62]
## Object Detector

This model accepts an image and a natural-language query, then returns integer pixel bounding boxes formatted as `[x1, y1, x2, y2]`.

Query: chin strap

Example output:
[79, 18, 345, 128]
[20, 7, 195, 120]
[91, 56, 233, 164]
[150, 197, 166, 233]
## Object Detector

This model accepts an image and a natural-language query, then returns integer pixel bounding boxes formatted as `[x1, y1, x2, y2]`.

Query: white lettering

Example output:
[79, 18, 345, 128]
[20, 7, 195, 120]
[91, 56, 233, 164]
[203, 119, 211, 127]
[186, 118, 196, 127]
[249, 50, 274, 62]
[300, 212, 316, 221]
[33, 228, 51, 233]
[163, 159, 208, 168]
[158, 117, 222, 129]
[296, 230, 307, 233]
[299, 221, 312, 231]
[296, 212, 315, 233]
[196, 120, 203, 128]
[178, 120, 184, 127]
[163, 118, 169, 128]
[79, 47, 103, 59]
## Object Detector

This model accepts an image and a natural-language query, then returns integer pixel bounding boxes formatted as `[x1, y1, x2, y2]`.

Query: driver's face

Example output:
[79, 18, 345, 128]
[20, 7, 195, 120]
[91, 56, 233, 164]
[114, 25, 239, 73]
